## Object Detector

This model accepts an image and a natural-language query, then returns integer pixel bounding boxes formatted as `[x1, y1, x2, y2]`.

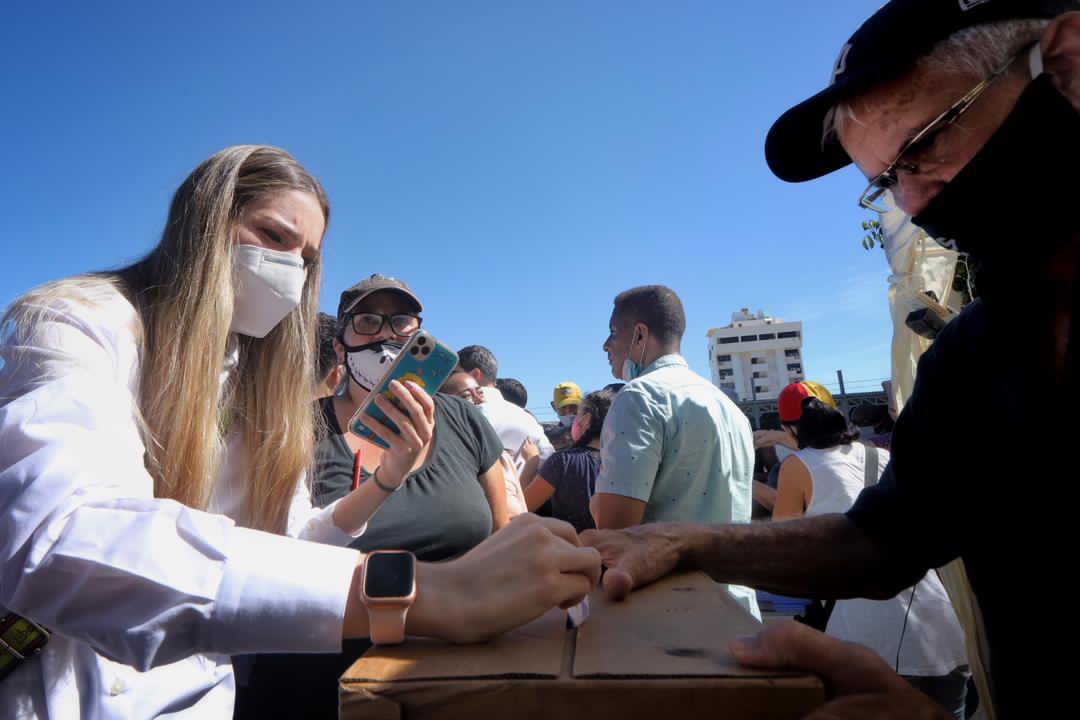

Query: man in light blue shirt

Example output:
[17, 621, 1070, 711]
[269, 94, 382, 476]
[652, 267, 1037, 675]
[590, 285, 758, 616]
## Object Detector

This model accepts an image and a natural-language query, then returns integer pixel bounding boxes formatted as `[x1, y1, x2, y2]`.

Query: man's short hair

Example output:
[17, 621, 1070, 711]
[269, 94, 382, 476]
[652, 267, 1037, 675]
[612, 285, 686, 345]
[458, 345, 498, 384]
[496, 378, 528, 408]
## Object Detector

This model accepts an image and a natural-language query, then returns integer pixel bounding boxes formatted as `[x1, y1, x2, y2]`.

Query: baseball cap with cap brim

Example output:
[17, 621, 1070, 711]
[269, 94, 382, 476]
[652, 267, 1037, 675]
[765, 0, 1072, 184]
[553, 382, 583, 409]
[337, 274, 423, 326]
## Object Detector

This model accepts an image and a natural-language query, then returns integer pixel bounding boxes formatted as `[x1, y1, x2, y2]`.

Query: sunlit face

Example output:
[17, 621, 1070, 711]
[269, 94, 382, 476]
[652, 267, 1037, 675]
[555, 403, 578, 418]
[341, 291, 418, 349]
[838, 63, 1029, 216]
[443, 372, 484, 405]
[602, 310, 637, 381]
[235, 189, 324, 267]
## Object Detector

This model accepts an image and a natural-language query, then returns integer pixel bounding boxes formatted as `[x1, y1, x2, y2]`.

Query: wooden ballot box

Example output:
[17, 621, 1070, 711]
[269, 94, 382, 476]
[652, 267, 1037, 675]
[339, 572, 824, 720]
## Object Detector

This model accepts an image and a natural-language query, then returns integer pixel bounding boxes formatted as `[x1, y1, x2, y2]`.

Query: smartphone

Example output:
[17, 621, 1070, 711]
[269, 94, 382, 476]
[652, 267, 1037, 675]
[348, 330, 458, 449]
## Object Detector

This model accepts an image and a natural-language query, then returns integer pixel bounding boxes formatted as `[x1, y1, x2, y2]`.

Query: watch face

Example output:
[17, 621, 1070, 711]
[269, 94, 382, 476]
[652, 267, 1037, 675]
[365, 552, 415, 599]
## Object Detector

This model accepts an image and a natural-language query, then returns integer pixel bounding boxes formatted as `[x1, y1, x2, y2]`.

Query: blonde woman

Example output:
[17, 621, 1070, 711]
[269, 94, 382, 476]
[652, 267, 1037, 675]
[0, 146, 600, 719]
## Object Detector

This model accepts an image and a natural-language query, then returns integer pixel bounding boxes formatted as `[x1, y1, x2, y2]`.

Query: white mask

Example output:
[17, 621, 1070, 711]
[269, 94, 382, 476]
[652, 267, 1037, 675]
[344, 341, 404, 391]
[230, 244, 306, 338]
[559, 413, 576, 427]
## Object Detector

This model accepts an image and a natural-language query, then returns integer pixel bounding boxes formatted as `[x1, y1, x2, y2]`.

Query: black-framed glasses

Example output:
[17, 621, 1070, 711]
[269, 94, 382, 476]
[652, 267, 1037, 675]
[349, 312, 422, 337]
[858, 46, 1025, 213]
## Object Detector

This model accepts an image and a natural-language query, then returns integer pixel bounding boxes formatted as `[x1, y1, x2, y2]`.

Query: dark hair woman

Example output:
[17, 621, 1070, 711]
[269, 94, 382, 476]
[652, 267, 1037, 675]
[524, 388, 615, 532]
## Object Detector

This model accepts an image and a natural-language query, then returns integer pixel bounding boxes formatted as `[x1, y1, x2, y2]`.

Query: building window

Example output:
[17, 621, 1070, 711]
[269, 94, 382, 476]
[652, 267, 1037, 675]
[740, 335, 758, 342]
[787, 364, 802, 372]
[778, 331, 800, 339]
[754, 385, 769, 394]
[752, 371, 767, 379]
[717, 354, 731, 362]
[718, 369, 734, 378]
[785, 349, 800, 358]
[758, 333, 775, 340]
[720, 382, 736, 391]
[750, 357, 766, 365]
[719, 337, 739, 345]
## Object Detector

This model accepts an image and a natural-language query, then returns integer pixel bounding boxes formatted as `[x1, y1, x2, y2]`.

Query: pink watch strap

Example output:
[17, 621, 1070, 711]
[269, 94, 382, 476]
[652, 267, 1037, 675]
[368, 606, 409, 645]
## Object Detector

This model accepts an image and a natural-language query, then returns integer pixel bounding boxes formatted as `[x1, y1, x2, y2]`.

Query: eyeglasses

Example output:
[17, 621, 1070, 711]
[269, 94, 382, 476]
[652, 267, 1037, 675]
[858, 46, 1024, 213]
[348, 312, 422, 337]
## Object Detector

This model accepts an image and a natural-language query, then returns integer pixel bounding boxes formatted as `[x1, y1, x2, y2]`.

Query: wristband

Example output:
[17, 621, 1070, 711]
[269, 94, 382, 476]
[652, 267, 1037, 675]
[372, 466, 401, 493]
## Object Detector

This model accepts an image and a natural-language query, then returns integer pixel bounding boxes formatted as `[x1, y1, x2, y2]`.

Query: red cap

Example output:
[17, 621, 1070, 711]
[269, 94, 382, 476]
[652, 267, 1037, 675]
[778, 381, 837, 424]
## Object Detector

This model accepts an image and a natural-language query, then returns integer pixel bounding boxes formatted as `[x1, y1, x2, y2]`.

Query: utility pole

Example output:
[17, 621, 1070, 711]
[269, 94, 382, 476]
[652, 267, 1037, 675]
[836, 369, 849, 417]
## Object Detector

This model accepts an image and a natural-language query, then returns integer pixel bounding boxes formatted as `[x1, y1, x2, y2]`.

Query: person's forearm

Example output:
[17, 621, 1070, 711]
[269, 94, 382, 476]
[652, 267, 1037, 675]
[752, 480, 777, 510]
[674, 514, 924, 600]
[518, 455, 540, 489]
[478, 468, 511, 530]
[331, 466, 401, 534]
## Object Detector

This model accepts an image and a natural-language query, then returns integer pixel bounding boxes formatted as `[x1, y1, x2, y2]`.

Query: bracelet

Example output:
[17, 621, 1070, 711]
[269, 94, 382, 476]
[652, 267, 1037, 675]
[372, 466, 401, 493]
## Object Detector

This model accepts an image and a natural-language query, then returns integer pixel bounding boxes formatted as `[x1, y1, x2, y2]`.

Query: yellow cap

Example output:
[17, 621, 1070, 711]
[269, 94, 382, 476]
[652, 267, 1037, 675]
[553, 382, 582, 409]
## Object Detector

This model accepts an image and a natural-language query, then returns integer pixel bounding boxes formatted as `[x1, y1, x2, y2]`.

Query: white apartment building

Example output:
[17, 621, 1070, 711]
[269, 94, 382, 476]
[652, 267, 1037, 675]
[707, 309, 804, 402]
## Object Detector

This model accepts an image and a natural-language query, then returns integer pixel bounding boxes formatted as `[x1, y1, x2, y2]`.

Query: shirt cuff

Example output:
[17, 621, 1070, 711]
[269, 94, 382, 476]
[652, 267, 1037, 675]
[301, 500, 367, 546]
[210, 526, 360, 655]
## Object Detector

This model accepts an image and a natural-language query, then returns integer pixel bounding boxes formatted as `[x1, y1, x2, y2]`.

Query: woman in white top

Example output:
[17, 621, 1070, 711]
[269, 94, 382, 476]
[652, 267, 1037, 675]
[0, 145, 600, 719]
[771, 388, 969, 718]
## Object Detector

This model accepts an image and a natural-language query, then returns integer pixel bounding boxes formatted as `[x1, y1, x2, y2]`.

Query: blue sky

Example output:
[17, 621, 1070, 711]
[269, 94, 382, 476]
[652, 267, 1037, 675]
[3, 1, 893, 420]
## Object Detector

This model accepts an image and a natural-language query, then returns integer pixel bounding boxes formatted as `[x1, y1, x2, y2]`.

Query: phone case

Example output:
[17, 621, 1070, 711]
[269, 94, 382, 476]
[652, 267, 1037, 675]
[348, 330, 459, 449]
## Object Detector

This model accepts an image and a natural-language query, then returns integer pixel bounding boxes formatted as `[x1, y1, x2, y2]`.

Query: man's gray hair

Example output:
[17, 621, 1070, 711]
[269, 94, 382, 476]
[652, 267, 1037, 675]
[823, 19, 1050, 145]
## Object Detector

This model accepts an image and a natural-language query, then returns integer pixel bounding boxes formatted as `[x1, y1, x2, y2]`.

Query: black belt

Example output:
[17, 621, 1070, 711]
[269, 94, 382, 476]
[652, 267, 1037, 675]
[0, 612, 50, 681]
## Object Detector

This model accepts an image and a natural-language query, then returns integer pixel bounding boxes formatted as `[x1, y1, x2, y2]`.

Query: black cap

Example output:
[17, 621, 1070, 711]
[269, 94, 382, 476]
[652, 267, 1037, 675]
[337, 274, 423, 325]
[765, 0, 1073, 183]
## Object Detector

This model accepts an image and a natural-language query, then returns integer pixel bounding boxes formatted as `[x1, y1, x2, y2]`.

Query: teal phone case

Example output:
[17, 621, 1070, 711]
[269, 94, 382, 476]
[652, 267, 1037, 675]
[348, 330, 458, 449]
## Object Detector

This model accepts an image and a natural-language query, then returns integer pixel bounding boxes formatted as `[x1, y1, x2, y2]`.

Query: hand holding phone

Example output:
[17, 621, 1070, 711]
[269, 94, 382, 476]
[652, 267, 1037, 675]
[349, 330, 457, 457]
[367, 379, 437, 488]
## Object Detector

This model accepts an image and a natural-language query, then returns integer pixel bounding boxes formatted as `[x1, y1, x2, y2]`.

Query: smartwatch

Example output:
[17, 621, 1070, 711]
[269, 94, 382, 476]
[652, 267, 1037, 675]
[360, 550, 417, 645]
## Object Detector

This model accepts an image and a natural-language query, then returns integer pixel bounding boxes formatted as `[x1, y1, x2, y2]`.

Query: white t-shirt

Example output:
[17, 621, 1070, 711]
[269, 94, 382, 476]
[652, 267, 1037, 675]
[795, 443, 968, 676]
[478, 386, 554, 462]
[0, 283, 363, 719]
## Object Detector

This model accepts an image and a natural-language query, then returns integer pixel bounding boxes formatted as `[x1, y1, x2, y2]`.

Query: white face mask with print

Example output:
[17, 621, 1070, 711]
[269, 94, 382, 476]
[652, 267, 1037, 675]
[229, 244, 306, 338]
[344, 341, 404, 391]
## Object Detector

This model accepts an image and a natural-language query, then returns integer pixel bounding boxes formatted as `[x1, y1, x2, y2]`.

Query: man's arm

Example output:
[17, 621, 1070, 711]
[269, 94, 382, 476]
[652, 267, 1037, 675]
[590, 493, 647, 530]
[591, 389, 662, 529]
[582, 514, 927, 602]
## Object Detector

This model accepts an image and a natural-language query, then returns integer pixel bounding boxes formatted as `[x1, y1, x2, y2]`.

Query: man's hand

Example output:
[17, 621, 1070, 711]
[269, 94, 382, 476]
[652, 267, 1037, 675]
[731, 620, 950, 720]
[580, 523, 687, 600]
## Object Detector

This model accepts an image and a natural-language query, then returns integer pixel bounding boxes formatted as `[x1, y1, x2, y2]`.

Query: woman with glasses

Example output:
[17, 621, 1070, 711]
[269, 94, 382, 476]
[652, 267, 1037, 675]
[241, 275, 513, 717]
[310, 274, 510, 540]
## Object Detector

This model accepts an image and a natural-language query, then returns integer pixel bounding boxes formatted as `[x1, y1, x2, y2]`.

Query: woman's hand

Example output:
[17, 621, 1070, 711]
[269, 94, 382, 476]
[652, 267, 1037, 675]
[368, 380, 435, 488]
[408, 514, 602, 643]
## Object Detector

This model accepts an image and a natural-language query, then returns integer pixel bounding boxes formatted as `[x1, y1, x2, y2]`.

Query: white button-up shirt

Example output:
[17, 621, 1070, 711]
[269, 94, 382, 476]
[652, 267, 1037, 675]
[477, 386, 554, 461]
[0, 283, 364, 719]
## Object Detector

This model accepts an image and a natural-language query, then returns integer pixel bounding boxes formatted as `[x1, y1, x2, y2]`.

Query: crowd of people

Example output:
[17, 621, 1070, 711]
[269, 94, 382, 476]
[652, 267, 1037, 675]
[1, 1, 1076, 718]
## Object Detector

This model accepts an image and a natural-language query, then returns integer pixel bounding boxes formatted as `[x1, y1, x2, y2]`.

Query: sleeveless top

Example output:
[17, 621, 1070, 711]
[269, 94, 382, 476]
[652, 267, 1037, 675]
[795, 444, 968, 676]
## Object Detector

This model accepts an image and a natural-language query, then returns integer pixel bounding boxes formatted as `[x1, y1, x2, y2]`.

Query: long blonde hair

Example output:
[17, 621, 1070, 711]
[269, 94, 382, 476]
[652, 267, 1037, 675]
[6, 146, 328, 534]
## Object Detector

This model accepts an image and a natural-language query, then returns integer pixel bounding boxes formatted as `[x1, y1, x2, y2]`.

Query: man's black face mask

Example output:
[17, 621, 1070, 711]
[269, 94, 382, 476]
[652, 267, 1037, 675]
[912, 74, 1080, 264]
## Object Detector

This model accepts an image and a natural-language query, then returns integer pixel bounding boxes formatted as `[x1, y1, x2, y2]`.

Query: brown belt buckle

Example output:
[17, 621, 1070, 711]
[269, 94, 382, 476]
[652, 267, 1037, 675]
[0, 613, 50, 682]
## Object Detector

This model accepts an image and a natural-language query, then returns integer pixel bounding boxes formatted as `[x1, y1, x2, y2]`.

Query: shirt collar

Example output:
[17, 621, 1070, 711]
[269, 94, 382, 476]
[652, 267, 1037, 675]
[637, 353, 686, 377]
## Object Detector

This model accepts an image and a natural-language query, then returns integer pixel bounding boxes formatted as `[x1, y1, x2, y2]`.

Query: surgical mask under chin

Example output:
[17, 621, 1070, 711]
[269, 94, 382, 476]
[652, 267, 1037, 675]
[230, 245, 306, 338]
[912, 73, 1080, 263]
[343, 340, 404, 391]
[559, 413, 576, 428]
